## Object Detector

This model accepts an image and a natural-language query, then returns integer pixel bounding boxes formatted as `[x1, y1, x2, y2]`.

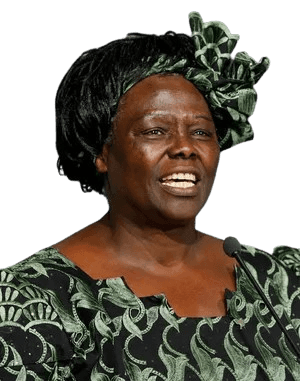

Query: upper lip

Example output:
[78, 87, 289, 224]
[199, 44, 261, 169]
[159, 167, 201, 182]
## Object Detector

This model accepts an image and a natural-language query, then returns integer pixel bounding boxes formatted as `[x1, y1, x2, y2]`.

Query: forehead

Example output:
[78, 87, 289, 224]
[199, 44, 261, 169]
[116, 74, 212, 122]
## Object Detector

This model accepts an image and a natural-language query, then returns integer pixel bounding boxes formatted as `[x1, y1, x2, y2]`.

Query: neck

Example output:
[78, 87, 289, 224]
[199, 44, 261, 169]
[101, 210, 203, 268]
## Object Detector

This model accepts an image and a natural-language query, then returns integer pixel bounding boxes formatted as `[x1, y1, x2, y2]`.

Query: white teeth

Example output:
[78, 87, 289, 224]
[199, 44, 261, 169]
[162, 173, 196, 181]
[163, 181, 195, 188]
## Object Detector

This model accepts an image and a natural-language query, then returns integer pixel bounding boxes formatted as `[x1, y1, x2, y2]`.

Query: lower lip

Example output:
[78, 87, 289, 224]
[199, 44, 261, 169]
[159, 181, 200, 196]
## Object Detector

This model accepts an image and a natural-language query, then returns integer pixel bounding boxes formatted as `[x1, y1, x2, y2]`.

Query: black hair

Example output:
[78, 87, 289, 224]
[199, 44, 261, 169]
[55, 32, 216, 195]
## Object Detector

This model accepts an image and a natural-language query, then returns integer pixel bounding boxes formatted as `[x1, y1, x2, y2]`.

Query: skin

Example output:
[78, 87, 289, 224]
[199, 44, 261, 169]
[54, 74, 237, 317]
[96, 75, 220, 270]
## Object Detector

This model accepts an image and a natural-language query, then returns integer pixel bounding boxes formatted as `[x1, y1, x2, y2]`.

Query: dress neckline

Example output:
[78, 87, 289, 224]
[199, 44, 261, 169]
[48, 246, 238, 320]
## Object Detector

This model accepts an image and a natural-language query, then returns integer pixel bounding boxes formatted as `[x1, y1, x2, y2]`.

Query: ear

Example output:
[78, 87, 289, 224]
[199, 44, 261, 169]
[95, 143, 110, 173]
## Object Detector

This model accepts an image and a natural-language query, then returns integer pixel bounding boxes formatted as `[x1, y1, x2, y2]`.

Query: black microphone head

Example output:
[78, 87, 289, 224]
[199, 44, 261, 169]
[223, 236, 241, 257]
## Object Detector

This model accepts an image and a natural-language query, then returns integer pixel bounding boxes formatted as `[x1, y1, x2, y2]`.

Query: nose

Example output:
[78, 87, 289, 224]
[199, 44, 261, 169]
[167, 132, 196, 159]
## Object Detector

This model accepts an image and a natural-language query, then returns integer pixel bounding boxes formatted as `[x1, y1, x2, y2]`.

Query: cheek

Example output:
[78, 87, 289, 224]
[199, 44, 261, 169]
[109, 140, 140, 175]
[108, 144, 152, 190]
[202, 144, 220, 170]
[127, 142, 163, 175]
[142, 143, 161, 160]
[215, 148, 220, 168]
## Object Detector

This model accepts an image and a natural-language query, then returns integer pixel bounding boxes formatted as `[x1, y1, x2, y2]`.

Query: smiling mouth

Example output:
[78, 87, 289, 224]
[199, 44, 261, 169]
[161, 181, 196, 188]
[159, 178, 200, 196]
[159, 179, 199, 188]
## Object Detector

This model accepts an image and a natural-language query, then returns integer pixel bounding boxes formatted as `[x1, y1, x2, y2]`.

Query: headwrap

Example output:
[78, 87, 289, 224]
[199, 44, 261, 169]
[121, 12, 270, 150]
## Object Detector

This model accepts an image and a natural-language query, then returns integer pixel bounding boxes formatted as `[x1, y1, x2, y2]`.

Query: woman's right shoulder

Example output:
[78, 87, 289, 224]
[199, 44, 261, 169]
[1, 247, 77, 280]
[0, 248, 80, 376]
[0, 246, 104, 378]
[0, 247, 83, 314]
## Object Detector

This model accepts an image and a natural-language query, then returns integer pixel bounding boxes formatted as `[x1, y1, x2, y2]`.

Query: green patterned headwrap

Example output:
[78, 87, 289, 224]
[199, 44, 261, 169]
[121, 12, 270, 150]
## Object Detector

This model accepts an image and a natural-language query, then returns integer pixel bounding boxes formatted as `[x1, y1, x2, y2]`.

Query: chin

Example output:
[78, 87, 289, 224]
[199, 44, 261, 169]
[156, 204, 202, 226]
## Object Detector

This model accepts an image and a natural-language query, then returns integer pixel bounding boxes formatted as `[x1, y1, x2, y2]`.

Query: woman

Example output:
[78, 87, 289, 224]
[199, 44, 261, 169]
[0, 11, 299, 380]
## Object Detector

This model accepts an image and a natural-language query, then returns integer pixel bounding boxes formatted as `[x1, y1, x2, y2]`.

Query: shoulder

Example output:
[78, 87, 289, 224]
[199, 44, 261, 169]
[237, 244, 300, 312]
[272, 245, 300, 275]
[0, 247, 82, 297]
[0, 247, 95, 320]
[225, 245, 300, 324]
[0, 248, 96, 377]
[241, 243, 300, 278]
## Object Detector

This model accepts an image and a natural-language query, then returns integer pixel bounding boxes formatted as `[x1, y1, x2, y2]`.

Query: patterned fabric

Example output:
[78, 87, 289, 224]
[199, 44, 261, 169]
[122, 12, 270, 151]
[188, 12, 270, 150]
[0, 245, 299, 380]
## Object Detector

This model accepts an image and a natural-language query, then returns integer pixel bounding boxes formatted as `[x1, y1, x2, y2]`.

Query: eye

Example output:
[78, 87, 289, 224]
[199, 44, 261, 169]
[141, 127, 214, 139]
[193, 129, 211, 137]
[144, 128, 164, 136]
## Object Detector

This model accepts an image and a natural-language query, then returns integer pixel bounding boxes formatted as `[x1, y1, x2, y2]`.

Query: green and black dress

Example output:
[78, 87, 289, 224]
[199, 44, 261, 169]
[0, 245, 299, 380]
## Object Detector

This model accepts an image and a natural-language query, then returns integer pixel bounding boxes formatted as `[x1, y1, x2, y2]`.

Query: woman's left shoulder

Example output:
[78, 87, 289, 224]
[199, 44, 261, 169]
[241, 243, 300, 279]
[271, 245, 300, 276]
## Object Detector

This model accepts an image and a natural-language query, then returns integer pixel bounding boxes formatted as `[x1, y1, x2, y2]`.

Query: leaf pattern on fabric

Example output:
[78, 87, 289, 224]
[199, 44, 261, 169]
[158, 345, 188, 381]
[224, 333, 257, 381]
[274, 246, 300, 276]
[190, 336, 225, 381]
[278, 336, 300, 379]
[0, 245, 299, 380]
[254, 332, 286, 381]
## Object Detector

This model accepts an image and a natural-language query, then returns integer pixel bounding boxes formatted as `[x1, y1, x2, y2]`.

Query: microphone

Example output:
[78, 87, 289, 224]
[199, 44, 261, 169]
[223, 236, 300, 359]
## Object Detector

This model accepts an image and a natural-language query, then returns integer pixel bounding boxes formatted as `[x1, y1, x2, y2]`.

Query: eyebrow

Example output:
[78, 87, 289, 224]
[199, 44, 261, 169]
[138, 111, 214, 122]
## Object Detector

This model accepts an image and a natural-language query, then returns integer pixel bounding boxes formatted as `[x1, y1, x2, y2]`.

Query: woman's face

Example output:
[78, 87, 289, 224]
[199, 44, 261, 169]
[98, 74, 220, 226]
